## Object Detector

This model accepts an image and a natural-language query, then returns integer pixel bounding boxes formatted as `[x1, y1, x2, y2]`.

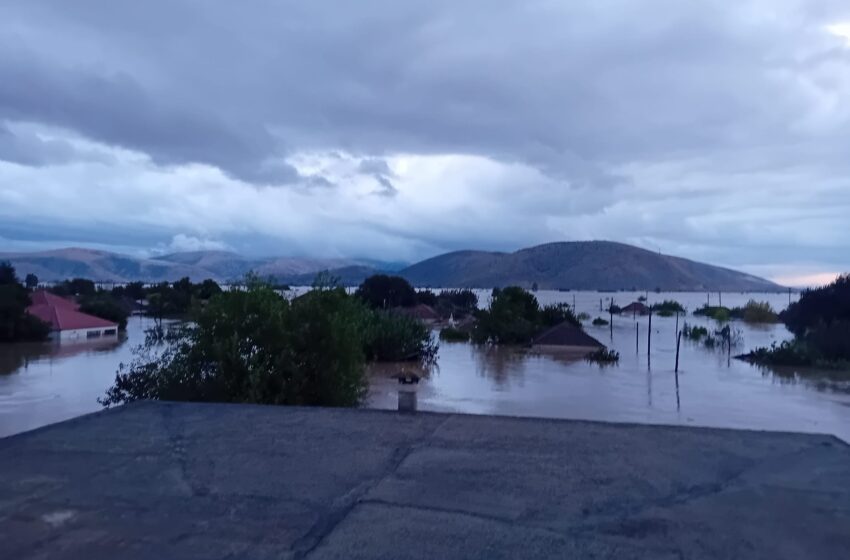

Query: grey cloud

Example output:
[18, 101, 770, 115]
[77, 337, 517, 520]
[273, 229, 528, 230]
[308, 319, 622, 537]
[0, 123, 75, 166]
[358, 158, 394, 177]
[7, 0, 847, 180]
[373, 175, 398, 197]
[1, 0, 850, 272]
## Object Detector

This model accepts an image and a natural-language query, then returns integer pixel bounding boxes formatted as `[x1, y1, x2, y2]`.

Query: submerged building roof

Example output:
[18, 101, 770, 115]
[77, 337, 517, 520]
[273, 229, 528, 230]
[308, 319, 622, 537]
[532, 322, 604, 348]
[27, 290, 117, 331]
[398, 304, 441, 322]
[621, 301, 650, 315]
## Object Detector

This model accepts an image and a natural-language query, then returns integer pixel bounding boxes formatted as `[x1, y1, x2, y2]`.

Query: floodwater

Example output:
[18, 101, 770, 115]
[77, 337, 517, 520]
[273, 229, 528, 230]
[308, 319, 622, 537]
[1, 291, 849, 441]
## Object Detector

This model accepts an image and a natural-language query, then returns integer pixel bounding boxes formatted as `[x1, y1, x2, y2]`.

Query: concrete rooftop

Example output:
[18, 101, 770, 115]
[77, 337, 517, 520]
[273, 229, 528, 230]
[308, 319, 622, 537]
[1, 402, 849, 559]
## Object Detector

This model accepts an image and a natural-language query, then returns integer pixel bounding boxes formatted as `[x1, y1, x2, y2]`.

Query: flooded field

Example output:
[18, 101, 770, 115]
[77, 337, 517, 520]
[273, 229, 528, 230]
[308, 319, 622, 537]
[2, 291, 849, 441]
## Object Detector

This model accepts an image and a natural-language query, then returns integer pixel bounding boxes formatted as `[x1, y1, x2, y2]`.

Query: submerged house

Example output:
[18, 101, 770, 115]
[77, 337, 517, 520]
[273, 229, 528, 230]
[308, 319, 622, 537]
[398, 304, 441, 326]
[532, 322, 605, 354]
[27, 290, 118, 341]
[620, 301, 650, 316]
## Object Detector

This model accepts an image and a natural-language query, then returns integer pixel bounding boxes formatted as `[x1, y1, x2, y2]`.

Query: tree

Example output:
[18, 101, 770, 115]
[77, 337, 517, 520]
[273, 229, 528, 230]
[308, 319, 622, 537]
[0, 262, 16, 285]
[0, 263, 50, 342]
[472, 287, 582, 345]
[744, 275, 850, 366]
[361, 310, 438, 362]
[119, 281, 146, 302]
[472, 286, 542, 345]
[415, 289, 438, 307]
[434, 289, 478, 318]
[79, 295, 131, 330]
[355, 274, 417, 309]
[194, 279, 222, 300]
[24, 273, 39, 290]
[51, 278, 96, 297]
[101, 282, 369, 407]
[540, 303, 581, 328]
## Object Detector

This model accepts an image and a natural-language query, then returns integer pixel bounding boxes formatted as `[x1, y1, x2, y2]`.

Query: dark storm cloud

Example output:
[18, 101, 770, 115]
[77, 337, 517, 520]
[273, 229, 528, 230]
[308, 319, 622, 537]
[1, 0, 849, 279]
[9, 0, 846, 179]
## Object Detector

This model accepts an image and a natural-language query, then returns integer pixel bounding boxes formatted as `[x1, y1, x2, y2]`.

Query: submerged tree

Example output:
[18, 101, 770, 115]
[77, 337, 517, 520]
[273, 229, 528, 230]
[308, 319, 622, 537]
[101, 278, 439, 408]
[355, 274, 417, 309]
[0, 262, 50, 342]
[472, 286, 580, 345]
[101, 282, 369, 407]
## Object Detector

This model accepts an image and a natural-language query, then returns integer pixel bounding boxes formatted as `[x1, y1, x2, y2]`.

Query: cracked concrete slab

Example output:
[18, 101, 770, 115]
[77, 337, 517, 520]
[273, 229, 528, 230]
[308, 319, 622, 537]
[0, 401, 848, 559]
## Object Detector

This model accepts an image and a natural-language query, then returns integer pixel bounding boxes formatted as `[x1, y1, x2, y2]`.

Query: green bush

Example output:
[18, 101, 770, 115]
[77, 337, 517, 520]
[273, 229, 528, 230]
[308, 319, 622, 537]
[355, 274, 416, 309]
[472, 287, 580, 345]
[79, 295, 131, 330]
[585, 347, 619, 364]
[682, 322, 709, 340]
[432, 289, 479, 319]
[0, 262, 51, 342]
[439, 326, 471, 342]
[101, 280, 439, 408]
[730, 300, 778, 323]
[361, 310, 438, 362]
[651, 300, 686, 315]
[693, 305, 731, 322]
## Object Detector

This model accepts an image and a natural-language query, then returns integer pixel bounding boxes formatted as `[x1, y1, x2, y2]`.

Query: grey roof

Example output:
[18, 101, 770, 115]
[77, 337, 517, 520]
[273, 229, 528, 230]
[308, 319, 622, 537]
[532, 321, 604, 347]
[1, 402, 848, 559]
[621, 301, 650, 313]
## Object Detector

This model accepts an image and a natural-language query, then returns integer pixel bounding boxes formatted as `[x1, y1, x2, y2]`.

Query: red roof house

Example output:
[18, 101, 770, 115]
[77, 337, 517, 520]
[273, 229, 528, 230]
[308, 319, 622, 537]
[27, 290, 118, 337]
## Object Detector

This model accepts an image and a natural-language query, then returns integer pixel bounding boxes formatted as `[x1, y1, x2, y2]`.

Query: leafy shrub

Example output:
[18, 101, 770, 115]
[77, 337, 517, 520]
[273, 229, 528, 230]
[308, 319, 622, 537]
[0, 263, 51, 342]
[730, 300, 778, 323]
[79, 295, 131, 330]
[473, 287, 580, 345]
[540, 303, 581, 328]
[355, 274, 416, 309]
[782, 275, 850, 338]
[439, 326, 471, 342]
[101, 280, 440, 408]
[652, 300, 685, 317]
[742, 340, 814, 367]
[361, 310, 438, 363]
[433, 289, 479, 319]
[682, 322, 709, 340]
[101, 282, 370, 407]
[585, 347, 619, 364]
[693, 305, 731, 322]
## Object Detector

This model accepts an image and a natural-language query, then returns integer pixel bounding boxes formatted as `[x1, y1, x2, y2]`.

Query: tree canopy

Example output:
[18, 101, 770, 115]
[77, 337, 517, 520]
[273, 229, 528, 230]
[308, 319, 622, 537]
[101, 279, 437, 407]
[355, 274, 417, 309]
[0, 262, 51, 342]
[472, 286, 580, 345]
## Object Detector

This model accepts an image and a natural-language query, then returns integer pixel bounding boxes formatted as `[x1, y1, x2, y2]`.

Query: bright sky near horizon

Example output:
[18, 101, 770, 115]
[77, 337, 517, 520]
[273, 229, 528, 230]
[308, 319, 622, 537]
[1, 1, 849, 287]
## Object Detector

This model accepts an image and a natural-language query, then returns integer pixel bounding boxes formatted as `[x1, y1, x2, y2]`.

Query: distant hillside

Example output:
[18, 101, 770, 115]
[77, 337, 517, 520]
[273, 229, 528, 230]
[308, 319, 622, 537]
[0, 249, 210, 283]
[0, 249, 386, 284]
[399, 241, 782, 291]
[0, 241, 783, 290]
[278, 265, 380, 286]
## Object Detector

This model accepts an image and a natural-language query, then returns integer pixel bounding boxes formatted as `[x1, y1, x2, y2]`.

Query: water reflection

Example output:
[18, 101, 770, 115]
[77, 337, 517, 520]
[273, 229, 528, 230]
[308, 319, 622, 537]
[0, 337, 124, 377]
[0, 317, 145, 437]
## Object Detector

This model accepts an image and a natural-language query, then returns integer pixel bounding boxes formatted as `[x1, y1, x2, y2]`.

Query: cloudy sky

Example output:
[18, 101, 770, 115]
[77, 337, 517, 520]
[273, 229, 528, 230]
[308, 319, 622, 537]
[1, 1, 849, 285]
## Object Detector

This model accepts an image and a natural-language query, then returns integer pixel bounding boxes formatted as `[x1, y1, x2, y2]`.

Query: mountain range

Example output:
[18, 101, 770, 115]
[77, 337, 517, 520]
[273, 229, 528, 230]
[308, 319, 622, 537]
[0, 241, 782, 291]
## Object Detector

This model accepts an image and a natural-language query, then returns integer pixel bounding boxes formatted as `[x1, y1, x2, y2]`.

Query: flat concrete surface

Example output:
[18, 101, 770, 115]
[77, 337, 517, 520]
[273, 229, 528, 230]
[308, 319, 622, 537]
[1, 402, 848, 559]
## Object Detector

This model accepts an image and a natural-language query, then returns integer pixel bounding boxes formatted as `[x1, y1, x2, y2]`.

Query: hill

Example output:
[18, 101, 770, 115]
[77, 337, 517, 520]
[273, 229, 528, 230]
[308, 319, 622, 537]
[0, 249, 385, 284]
[0, 242, 783, 290]
[399, 241, 782, 291]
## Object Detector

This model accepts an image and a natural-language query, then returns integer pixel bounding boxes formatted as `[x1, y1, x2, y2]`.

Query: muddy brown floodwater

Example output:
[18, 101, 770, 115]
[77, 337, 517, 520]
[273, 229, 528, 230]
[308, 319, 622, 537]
[2, 291, 849, 441]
